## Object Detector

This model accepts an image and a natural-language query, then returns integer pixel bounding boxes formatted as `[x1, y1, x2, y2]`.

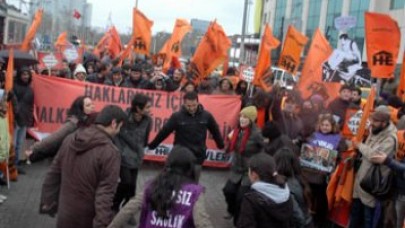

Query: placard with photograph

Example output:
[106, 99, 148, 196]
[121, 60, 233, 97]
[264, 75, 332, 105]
[300, 144, 338, 173]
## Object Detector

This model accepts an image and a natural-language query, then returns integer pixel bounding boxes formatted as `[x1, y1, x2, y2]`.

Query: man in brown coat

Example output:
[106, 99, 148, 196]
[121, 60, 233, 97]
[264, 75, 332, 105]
[40, 105, 127, 228]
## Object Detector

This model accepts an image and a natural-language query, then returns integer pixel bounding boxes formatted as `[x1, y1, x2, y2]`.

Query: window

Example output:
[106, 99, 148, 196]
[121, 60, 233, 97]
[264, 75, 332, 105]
[390, 0, 405, 9]
[349, 0, 370, 55]
[305, 0, 322, 37]
[273, 0, 287, 39]
[272, 0, 287, 60]
[325, 0, 343, 48]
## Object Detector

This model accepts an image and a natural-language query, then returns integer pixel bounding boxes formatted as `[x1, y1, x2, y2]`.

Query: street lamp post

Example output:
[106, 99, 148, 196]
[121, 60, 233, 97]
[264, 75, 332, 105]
[239, 0, 249, 64]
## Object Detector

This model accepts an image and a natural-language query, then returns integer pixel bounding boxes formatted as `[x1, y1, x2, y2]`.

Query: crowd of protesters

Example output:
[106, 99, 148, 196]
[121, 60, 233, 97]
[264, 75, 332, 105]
[0, 52, 405, 228]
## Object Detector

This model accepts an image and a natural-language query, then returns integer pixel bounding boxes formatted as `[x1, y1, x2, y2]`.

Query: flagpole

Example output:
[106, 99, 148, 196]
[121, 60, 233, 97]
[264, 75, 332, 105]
[135, 0, 138, 8]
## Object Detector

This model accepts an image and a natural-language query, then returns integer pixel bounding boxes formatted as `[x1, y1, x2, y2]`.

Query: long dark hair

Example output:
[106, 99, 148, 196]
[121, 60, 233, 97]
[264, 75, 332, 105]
[249, 152, 286, 188]
[274, 148, 312, 208]
[67, 96, 91, 126]
[149, 146, 197, 218]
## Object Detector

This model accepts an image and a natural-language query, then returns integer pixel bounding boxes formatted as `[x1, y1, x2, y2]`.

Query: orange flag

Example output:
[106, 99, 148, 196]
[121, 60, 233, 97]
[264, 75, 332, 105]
[278, 25, 308, 74]
[298, 29, 333, 99]
[190, 21, 231, 82]
[93, 32, 110, 58]
[108, 26, 122, 59]
[160, 19, 192, 72]
[132, 8, 153, 55]
[54, 32, 69, 52]
[20, 9, 43, 52]
[356, 86, 376, 142]
[76, 38, 87, 64]
[5, 49, 14, 136]
[396, 52, 405, 100]
[252, 24, 280, 91]
[365, 12, 400, 78]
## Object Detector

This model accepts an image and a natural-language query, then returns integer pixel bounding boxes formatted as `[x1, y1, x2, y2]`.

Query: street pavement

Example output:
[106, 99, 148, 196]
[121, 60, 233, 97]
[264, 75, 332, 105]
[0, 160, 234, 228]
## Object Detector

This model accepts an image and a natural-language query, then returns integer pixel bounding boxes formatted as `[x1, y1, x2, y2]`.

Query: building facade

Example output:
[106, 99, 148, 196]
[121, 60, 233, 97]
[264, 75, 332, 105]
[261, 0, 405, 64]
[29, 0, 92, 44]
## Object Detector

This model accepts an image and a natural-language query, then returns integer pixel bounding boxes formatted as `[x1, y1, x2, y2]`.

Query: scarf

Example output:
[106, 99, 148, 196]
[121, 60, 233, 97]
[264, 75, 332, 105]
[229, 126, 251, 154]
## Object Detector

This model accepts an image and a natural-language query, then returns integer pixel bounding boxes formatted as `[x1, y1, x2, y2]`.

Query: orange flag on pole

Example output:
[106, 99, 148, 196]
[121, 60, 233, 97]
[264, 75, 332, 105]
[54, 32, 69, 52]
[278, 25, 308, 74]
[93, 32, 110, 58]
[160, 19, 192, 72]
[396, 52, 405, 100]
[252, 24, 280, 91]
[298, 29, 333, 99]
[356, 86, 376, 142]
[108, 26, 122, 59]
[132, 8, 153, 55]
[21, 9, 43, 52]
[190, 20, 231, 82]
[5, 49, 14, 136]
[365, 12, 400, 78]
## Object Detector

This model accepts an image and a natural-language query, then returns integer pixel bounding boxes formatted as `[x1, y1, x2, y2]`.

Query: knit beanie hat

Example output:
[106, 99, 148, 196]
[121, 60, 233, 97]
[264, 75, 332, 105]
[240, 106, 258, 122]
[371, 105, 391, 122]
[74, 64, 87, 76]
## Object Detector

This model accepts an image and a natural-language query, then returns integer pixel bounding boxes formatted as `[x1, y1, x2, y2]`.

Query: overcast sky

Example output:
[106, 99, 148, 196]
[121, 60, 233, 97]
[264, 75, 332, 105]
[87, 0, 255, 36]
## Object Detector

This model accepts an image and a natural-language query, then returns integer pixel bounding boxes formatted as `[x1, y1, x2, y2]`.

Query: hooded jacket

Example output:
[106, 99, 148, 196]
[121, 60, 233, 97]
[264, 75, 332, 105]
[13, 68, 34, 127]
[148, 104, 224, 164]
[237, 181, 293, 228]
[40, 125, 121, 228]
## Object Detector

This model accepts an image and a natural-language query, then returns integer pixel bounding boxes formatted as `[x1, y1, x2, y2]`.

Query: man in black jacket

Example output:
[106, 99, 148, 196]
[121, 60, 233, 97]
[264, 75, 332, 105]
[13, 67, 34, 174]
[148, 91, 225, 180]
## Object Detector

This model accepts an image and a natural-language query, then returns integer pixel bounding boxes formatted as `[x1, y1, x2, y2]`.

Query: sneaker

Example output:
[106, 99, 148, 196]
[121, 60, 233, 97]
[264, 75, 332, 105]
[0, 198, 3, 204]
[0, 194, 6, 200]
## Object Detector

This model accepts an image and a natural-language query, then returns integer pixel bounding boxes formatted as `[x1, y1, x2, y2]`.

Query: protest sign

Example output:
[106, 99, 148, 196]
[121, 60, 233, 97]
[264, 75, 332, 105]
[300, 143, 338, 173]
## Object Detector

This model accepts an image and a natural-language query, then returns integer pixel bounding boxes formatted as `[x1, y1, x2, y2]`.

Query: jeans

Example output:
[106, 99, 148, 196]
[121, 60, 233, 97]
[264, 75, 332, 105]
[13, 125, 27, 166]
[349, 198, 375, 228]
[396, 194, 405, 228]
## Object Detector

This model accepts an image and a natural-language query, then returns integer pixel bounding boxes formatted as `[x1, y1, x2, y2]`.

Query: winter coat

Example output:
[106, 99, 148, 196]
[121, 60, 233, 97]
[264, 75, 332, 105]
[114, 111, 151, 170]
[29, 116, 79, 163]
[229, 124, 264, 186]
[13, 81, 34, 127]
[87, 73, 106, 84]
[124, 78, 149, 89]
[107, 184, 213, 228]
[264, 134, 299, 156]
[104, 79, 128, 87]
[237, 181, 293, 228]
[165, 78, 182, 92]
[384, 157, 405, 195]
[353, 123, 397, 208]
[148, 105, 224, 164]
[288, 178, 312, 228]
[40, 125, 121, 228]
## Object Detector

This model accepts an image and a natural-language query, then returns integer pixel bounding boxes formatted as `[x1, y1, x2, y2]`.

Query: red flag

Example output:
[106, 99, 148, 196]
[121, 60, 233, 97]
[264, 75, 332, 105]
[253, 24, 280, 91]
[93, 33, 110, 58]
[73, 10, 81, 19]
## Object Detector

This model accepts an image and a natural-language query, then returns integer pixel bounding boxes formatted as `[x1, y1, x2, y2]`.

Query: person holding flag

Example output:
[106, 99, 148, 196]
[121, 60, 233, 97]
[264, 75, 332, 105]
[350, 105, 397, 228]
